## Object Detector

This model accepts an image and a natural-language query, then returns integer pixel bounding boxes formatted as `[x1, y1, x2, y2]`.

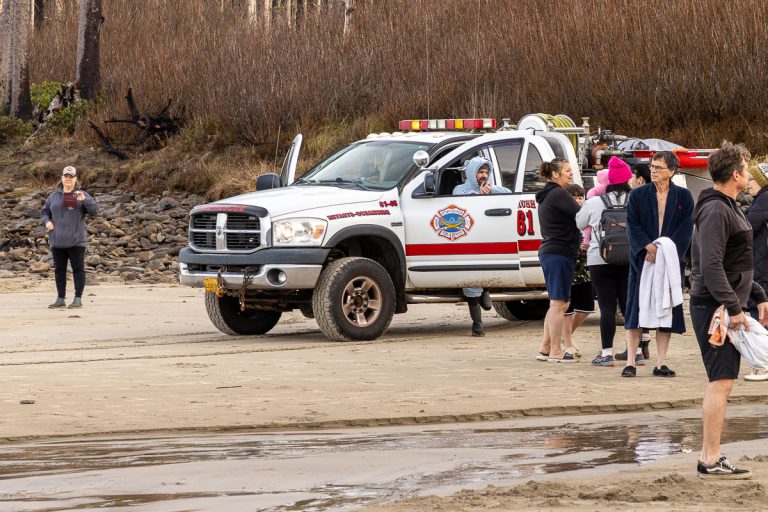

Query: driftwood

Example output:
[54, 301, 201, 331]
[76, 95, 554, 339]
[89, 87, 181, 159]
[34, 82, 79, 122]
[88, 120, 129, 160]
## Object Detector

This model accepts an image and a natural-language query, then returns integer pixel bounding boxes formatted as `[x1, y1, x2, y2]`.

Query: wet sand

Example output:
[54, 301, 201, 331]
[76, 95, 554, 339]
[367, 451, 768, 512]
[2, 407, 767, 511]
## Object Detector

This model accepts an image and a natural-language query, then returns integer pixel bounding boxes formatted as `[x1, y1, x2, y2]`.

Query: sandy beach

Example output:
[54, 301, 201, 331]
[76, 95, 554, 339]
[1, 277, 767, 510]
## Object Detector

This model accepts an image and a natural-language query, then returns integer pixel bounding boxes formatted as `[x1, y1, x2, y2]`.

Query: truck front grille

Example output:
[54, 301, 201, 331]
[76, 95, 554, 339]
[189, 212, 262, 252]
[192, 213, 217, 230]
[226, 232, 261, 250]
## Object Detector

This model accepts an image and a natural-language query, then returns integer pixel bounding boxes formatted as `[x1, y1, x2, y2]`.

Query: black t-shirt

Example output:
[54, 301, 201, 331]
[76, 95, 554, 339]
[535, 182, 581, 257]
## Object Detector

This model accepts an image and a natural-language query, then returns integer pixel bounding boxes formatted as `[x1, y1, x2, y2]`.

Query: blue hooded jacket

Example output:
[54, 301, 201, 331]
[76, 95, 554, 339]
[452, 156, 510, 195]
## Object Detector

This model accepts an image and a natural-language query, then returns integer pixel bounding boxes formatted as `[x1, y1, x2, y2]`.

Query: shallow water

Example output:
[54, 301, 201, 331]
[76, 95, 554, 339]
[1, 406, 766, 511]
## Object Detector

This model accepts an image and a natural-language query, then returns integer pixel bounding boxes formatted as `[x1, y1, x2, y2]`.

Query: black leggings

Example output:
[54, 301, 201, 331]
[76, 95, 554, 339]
[588, 264, 629, 350]
[52, 246, 87, 299]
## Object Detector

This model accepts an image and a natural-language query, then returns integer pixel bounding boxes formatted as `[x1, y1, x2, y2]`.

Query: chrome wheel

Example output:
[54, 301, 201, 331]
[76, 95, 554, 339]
[313, 257, 395, 341]
[341, 276, 382, 327]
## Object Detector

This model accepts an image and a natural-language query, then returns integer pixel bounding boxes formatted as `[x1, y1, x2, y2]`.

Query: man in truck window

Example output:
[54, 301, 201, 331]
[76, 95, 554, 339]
[452, 156, 510, 336]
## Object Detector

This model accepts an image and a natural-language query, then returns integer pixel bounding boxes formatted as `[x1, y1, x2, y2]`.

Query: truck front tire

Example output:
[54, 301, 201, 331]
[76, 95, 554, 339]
[492, 299, 549, 321]
[205, 292, 282, 335]
[313, 257, 395, 341]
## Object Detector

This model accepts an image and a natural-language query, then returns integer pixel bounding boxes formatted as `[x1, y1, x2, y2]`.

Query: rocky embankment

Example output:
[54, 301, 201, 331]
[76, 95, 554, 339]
[0, 185, 204, 284]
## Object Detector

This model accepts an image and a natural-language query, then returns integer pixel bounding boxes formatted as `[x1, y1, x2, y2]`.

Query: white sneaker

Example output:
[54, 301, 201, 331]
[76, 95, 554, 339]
[744, 370, 768, 381]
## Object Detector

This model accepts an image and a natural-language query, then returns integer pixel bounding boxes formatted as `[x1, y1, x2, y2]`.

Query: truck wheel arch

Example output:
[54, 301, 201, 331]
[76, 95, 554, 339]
[324, 226, 407, 314]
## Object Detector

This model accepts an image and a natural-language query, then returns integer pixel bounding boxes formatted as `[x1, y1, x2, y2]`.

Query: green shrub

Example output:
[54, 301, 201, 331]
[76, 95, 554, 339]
[47, 100, 91, 134]
[30, 81, 65, 111]
[0, 116, 34, 142]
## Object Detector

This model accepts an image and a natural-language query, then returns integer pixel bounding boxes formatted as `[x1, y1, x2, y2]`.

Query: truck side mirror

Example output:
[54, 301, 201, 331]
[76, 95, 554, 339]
[256, 173, 281, 191]
[423, 171, 436, 194]
[413, 150, 430, 168]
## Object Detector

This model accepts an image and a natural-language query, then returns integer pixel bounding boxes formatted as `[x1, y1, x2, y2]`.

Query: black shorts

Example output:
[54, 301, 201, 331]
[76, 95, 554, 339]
[566, 282, 595, 315]
[690, 295, 741, 382]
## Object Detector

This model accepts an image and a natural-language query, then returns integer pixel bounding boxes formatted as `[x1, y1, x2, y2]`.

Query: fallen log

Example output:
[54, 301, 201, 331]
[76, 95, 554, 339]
[88, 121, 129, 160]
[90, 87, 181, 158]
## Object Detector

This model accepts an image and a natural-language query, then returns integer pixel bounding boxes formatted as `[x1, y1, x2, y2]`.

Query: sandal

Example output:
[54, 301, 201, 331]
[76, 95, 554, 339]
[535, 352, 549, 361]
[547, 352, 578, 363]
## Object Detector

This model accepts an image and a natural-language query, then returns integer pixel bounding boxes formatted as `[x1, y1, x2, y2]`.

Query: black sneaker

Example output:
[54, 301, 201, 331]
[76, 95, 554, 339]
[697, 456, 752, 479]
[653, 365, 676, 377]
[621, 365, 636, 378]
[615, 349, 628, 361]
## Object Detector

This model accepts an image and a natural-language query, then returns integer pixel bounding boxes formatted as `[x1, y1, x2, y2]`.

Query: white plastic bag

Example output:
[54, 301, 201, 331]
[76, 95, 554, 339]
[728, 317, 768, 371]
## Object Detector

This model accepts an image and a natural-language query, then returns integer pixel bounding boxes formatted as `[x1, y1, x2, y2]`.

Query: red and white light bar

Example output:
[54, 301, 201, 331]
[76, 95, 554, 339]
[398, 118, 497, 131]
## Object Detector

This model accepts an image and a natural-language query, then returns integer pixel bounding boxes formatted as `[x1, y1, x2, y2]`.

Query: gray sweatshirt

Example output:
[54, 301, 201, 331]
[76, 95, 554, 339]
[575, 190, 629, 266]
[41, 186, 100, 248]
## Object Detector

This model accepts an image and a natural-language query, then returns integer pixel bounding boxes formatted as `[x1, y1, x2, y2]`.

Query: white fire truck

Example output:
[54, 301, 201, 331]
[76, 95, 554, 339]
[178, 115, 712, 341]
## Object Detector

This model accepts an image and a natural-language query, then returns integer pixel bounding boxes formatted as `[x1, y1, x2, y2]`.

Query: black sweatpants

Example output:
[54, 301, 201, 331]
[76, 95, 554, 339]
[589, 264, 629, 350]
[52, 246, 86, 299]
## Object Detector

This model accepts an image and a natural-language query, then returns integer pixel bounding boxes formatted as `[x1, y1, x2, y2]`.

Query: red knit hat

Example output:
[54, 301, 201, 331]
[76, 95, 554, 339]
[608, 157, 632, 185]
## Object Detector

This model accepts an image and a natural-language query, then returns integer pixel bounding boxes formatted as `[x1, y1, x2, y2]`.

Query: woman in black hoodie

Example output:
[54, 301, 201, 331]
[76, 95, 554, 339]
[535, 158, 581, 362]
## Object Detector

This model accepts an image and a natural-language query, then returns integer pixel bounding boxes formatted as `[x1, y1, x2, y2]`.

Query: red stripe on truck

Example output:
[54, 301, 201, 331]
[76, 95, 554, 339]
[406, 240, 542, 256]
[517, 239, 542, 251]
[406, 242, 517, 256]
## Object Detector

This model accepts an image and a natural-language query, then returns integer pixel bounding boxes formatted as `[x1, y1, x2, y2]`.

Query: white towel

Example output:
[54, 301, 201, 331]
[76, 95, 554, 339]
[638, 237, 684, 328]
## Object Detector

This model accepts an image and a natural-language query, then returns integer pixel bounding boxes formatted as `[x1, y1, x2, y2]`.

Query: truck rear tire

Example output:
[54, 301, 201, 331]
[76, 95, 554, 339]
[492, 299, 549, 321]
[313, 257, 395, 341]
[205, 292, 282, 335]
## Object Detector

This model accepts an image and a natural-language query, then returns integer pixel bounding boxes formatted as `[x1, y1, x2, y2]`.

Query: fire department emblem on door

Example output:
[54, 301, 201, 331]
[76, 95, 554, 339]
[431, 205, 473, 241]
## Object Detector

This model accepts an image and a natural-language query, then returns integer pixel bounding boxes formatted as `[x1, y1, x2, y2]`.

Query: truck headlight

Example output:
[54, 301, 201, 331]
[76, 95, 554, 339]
[272, 218, 327, 246]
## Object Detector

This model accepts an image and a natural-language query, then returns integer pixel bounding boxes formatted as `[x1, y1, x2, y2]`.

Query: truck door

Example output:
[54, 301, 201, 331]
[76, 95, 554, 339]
[279, 134, 303, 186]
[515, 138, 556, 287]
[401, 143, 521, 290]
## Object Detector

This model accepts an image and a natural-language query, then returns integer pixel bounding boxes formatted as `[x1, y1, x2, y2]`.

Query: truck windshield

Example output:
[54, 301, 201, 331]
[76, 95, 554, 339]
[297, 140, 431, 190]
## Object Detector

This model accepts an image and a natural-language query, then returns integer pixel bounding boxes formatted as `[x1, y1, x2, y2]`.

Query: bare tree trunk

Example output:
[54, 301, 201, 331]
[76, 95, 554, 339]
[75, 0, 102, 101]
[6, 0, 33, 120]
[342, 0, 354, 37]
[263, 0, 271, 30]
[285, 0, 293, 28]
[296, 0, 304, 30]
[33, 0, 45, 28]
[0, 0, 12, 115]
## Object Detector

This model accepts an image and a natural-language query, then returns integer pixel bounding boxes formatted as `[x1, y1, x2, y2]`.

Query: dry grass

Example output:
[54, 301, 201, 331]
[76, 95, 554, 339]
[25, 0, 768, 167]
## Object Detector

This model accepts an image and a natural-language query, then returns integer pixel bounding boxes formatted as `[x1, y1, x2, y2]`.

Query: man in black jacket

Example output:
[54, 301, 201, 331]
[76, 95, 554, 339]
[690, 143, 768, 479]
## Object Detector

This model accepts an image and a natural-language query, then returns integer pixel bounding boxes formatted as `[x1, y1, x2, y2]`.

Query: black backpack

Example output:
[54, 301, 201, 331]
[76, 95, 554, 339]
[596, 193, 630, 265]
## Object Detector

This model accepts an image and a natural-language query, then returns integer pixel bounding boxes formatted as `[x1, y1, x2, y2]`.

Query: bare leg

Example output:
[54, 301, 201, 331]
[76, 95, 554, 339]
[700, 379, 734, 464]
[562, 314, 574, 349]
[539, 316, 551, 355]
[571, 311, 589, 333]
[546, 300, 569, 357]
[655, 331, 672, 368]
[563, 312, 589, 350]
[625, 328, 641, 367]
